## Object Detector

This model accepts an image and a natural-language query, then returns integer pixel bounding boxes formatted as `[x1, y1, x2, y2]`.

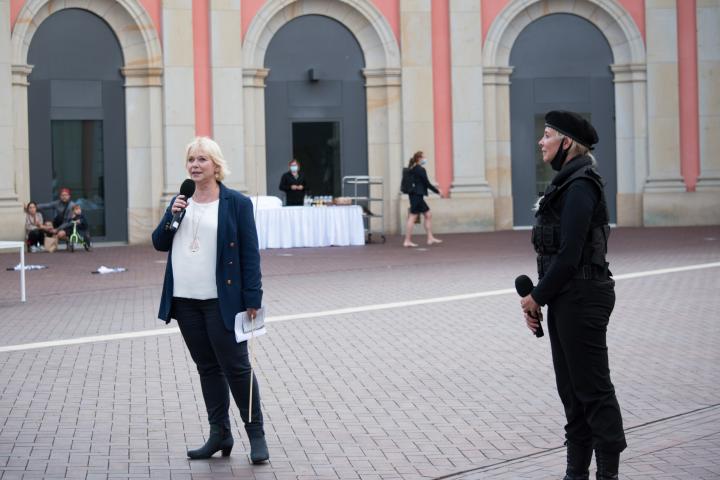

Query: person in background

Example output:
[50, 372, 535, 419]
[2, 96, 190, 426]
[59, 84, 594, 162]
[278, 159, 307, 206]
[38, 187, 75, 242]
[24, 201, 53, 252]
[402, 151, 443, 247]
[152, 136, 269, 464]
[68, 204, 92, 251]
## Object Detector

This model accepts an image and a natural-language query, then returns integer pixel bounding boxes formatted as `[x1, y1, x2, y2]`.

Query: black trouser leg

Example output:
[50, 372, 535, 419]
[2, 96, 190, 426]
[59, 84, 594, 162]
[548, 281, 626, 453]
[28, 230, 44, 247]
[174, 298, 264, 438]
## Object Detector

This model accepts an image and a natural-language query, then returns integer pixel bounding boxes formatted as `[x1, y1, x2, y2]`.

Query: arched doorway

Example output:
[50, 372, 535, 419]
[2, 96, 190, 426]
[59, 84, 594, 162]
[509, 13, 616, 226]
[264, 14, 368, 201]
[27, 8, 128, 241]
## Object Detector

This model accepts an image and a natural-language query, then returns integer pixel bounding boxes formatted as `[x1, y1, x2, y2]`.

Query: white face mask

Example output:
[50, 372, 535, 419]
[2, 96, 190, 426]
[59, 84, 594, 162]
[420, 158, 427, 166]
[290, 165, 299, 173]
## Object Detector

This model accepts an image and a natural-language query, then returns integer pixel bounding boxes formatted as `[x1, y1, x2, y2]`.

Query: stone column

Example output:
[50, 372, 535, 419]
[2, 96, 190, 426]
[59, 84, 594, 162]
[122, 67, 164, 243]
[483, 66, 514, 231]
[400, 0, 435, 180]
[696, 0, 720, 191]
[364, 68, 402, 234]
[161, 0, 196, 203]
[0, 0, 23, 240]
[644, 0, 684, 193]
[242, 69, 269, 197]
[611, 63, 647, 226]
[12, 64, 32, 210]
[449, 0, 489, 195]
[211, 0, 246, 193]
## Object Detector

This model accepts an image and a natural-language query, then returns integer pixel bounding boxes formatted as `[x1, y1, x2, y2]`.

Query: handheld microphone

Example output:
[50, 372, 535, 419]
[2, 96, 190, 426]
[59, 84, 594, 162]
[515, 275, 544, 338]
[168, 179, 196, 232]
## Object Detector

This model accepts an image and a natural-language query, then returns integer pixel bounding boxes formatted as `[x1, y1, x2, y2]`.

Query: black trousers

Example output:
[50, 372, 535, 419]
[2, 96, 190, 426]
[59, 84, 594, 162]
[547, 279, 626, 453]
[27, 229, 45, 246]
[173, 298, 264, 438]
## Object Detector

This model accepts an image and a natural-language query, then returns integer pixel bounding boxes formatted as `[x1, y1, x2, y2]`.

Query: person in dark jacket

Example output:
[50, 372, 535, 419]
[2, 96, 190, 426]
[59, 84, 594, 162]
[152, 137, 269, 464]
[67, 204, 92, 251]
[402, 151, 442, 247]
[38, 187, 75, 241]
[520, 111, 625, 480]
[278, 159, 307, 206]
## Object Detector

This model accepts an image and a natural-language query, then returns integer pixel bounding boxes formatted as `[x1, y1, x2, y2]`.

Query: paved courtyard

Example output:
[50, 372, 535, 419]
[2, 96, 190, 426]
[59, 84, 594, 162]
[0, 227, 719, 479]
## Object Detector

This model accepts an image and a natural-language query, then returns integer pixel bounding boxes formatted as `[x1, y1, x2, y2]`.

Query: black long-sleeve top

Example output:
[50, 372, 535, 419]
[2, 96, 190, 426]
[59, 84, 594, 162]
[410, 165, 440, 196]
[531, 177, 600, 306]
[279, 171, 307, 206]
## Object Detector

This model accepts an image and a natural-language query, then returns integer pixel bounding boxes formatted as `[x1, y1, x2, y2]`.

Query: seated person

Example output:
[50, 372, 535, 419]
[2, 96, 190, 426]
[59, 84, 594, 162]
[37, 187, 75, 241]
[65, 204, 92, 251]
[24, 201, 54, 252]
[278, 159, 307, 206]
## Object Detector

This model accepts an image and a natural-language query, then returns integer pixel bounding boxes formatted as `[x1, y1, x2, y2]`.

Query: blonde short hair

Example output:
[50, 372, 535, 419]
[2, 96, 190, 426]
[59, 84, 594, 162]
[185, 136, 231, 181]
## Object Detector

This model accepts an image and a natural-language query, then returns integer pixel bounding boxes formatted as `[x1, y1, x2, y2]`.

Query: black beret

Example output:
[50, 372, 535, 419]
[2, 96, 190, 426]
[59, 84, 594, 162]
[544, 110, 599, 149]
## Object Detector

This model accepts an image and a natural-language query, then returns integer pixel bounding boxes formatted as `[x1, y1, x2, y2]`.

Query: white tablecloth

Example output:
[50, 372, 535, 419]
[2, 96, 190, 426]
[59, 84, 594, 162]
[255, 206, 365, 249]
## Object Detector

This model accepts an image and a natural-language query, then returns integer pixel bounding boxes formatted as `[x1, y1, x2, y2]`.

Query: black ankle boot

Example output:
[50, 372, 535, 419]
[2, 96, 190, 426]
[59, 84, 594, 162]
[249, 435, 269, 464]
[595, 450, 619, 480]
[187, 423, 234, 459]
[563, 442, 592, 480]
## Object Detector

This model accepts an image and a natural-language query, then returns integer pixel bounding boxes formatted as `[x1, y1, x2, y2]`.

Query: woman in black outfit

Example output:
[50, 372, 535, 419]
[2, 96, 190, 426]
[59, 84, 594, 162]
[520, 111, 625, 480]
[278, 159, 307, 206]
[402, 151, 442, 247]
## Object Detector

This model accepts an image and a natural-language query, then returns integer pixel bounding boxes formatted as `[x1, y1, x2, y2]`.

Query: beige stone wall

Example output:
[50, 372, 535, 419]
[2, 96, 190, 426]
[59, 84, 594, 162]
[696, 0, 720, 191]
[0, 0, 24, 241]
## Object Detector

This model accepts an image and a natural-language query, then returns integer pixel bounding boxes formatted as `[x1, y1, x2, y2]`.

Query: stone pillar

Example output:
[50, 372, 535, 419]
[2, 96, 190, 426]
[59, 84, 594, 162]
[364, 68, 402, 234]
[211, 0, 246, 193]
[611, 63, 647, 227]
[12, 64, 32, 211]
[400, 0, 435, 180]
[122, 67, 164, 244]
[242, 69, 269, 197]
[696, 0, 720, 191]
[161, 0, 196, 203]
[643, 0, 685, 205]
[449, 0, 489, 195]
[0, 0, 23, 240]
[483, 66, 514, 231]
[419, 0, 494, 233]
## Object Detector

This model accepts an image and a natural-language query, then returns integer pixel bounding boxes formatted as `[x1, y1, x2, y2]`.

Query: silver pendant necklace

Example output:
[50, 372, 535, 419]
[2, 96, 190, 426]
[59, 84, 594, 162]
[190, 202, 206, 253]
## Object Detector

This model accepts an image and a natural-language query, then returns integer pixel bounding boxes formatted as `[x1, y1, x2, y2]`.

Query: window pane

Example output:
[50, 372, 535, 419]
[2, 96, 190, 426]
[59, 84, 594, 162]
[51, 120, 105, 237]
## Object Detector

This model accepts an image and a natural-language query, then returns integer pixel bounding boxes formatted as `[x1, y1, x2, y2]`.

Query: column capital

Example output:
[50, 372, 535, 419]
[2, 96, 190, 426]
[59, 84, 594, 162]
[11, 64, 33, 86]
[242, 68, 269, 88]
[363, 68, 402, 87]
[611, 63, 647, 83]
[121, 66, 164, 87]
[483, 66, 514, 85]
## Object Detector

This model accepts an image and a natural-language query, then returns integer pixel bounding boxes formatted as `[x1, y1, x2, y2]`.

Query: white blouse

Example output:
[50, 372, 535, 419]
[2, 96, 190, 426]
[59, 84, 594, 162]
[171, 198, 219, 300]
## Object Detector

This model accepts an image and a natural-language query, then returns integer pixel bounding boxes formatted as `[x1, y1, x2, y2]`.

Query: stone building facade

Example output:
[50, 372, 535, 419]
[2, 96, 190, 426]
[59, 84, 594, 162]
[1, 0, 718, 243]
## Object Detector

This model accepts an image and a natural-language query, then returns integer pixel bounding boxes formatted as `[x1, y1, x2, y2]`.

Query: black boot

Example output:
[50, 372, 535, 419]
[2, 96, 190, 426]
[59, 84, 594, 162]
[249, 435, 269, 464]
[187, 423, 234, 459]
[595, 450, 619, 480]
[563, 442, 592, 480]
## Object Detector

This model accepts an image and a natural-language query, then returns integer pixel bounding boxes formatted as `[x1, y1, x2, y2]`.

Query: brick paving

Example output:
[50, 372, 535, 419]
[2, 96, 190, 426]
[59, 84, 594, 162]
[0, 226, 718, 479]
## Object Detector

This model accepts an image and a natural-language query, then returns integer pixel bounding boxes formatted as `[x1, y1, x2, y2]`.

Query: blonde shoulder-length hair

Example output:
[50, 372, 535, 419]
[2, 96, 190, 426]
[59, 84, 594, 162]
[185, 136, 231, 181]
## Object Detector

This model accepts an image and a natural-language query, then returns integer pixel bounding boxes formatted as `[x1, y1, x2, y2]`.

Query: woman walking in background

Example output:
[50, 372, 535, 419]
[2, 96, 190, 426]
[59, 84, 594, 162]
[152, 137, 269, 464]
[403, 151, 443, 247]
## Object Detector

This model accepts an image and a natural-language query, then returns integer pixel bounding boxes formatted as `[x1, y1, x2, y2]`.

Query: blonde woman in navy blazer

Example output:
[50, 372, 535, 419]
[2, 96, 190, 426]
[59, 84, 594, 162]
[152, 137, 269, 463]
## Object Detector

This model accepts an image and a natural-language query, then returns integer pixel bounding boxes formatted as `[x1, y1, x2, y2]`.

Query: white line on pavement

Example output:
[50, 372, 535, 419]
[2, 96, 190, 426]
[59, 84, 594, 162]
[1, 261, 718, 354]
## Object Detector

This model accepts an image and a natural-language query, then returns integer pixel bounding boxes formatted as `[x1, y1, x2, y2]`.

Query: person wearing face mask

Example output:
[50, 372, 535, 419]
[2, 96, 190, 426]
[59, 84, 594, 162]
[402, 151, 442, 247]
[520, 111, 625, 480]
[278, 159, 307, 206]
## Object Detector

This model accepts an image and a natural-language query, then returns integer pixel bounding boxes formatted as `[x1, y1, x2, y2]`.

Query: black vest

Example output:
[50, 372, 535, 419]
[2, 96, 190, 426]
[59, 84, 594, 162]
[532, 156, 611, 280]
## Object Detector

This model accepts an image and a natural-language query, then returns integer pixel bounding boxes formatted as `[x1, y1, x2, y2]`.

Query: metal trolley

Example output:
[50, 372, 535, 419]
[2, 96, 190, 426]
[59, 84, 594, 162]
[341, 175, 386, 244]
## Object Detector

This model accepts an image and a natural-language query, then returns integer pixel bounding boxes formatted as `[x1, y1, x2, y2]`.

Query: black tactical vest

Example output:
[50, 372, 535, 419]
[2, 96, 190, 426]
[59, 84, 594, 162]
[532, 158, 611, 280]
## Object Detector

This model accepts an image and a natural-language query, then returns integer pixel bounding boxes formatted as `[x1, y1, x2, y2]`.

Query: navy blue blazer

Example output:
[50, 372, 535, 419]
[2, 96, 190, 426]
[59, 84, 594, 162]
[152, 182, 263, 331]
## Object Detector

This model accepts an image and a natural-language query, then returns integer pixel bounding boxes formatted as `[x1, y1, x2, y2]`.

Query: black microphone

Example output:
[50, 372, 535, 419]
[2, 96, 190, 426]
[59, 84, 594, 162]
[168, 179, 195, 232]
[515, 275, 544, 338]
